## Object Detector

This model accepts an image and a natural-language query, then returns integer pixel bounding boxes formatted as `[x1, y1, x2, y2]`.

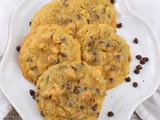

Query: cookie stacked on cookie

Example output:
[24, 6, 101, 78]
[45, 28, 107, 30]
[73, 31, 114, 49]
[19, 0, 132, 119]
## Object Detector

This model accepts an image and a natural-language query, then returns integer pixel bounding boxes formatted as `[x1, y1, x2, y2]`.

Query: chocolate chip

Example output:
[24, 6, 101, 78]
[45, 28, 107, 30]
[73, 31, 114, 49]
[29, 89, 35, 99]
[115, 55, 121, 61]
[97, 112, 100, 117]
[87, 19, 90, 24]
[92, 104, 98, 111]
[136, 65, 143, 70]
[96, 89, 100, 94]
[63, 83, 71, 89]
[133, 38, 138, 44]
[31, 66, 37, 71]
[81, 62, 84, 65]
[92, 49, 98, 55]
[61, 52, 67, 58]
[142, 57, 149, 62]
[41, 111, 45, 117]
[88, 39, 94, 46]
[117, 23, 122, 28]
[16, 46, 21, 52]
[140, 59, 145, 65]
[80, 105, 84, 109]
[109, 78, 114, 83]
[134, 69, 140, 74]
[133, 82, 138, 88]
[77, 14, 81, 19]
[29, 21, 32, 26]
[106, 43, 110, 48]
[60, 38, 65, 43]
[110, 0, 115, 4]
[107, 111, 114, 117]
[125, 77, 131, 82]
[136, 55, 142, 60]
[74, 86, 81, 94]
[102, 8, 106, 13]
[26, 57, 32, 62]
[95, 14, 100, 20]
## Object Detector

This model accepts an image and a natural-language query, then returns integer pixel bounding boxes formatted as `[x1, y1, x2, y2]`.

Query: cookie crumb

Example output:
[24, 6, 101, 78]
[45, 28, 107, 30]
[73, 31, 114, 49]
[107, 111, 114, 117]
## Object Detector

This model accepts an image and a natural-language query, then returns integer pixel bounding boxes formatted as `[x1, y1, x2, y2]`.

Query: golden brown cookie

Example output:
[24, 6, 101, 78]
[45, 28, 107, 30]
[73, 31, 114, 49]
[36, 61, 106, 120]
[19, 24, 81, 84]
[77, 24, 132, 90]
[31, 1, 91, 32]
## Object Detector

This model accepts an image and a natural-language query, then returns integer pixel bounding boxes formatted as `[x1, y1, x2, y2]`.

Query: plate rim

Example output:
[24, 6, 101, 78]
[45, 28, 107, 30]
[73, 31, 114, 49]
[0, 0, 160, 120]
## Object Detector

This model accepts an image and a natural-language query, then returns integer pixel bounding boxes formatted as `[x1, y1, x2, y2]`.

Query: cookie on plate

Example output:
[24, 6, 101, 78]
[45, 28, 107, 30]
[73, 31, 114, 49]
[36, 61, 106, 120]
[61, 0, 117, 29]
[77, 24, 132, 90]
[31, 1, 91, 32]
[19, 24, 81, 84]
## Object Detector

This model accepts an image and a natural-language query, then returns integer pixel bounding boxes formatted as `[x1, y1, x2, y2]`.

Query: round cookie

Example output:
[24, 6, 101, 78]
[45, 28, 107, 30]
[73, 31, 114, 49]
[31, 1, 91, 32]
[77, 24, 132, 90]
[61, 0, 117, 29]
[36, 61, 106, 120]
[19, 24, 81, 84]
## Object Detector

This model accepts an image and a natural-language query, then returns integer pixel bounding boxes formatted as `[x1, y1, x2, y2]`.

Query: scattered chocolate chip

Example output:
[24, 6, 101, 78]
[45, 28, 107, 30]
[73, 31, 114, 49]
[63, 83, 71, 89]
[31, 66, 37, 71]
[136, 55, 142, 60]
[87, 19, 90, 24]
[110, 0, 115, 4]
[29, 21, 32, 26]
[140, 59, 145, 65]
[16, 46, 21, 52]
[77, 14, 81, 19]
[61, 52, 67, 58]
[60, 38, 65, 43]
[142, 57, 149, 62]
[134, 69, 140, 74]
[29, 89, 35, 99]
[92, 104, 98, 111]
[133, 38, 138, 44]
[107, 111, 114, 117]
[117, 23, 122, 28]
[136, 65, 143, 70]
[133, 82, 138, 88]
[125, 77, 131, 82]
[80, 105, 84, 109]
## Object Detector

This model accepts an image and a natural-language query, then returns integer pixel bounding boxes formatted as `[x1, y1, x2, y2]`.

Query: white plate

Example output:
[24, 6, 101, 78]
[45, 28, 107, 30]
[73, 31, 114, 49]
[1, 0, 160, 120]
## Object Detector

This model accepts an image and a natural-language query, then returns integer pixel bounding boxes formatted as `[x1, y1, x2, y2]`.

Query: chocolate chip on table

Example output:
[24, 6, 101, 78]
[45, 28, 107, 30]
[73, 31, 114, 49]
[142, 57, 149, 62]
[133, 38, 138, 44]
[107, 111, 114, 117]
[134, 69, 140, 74]
[92, 104, 98, 111]
[16, 46, 21, 52]
[140, 59, 145, 65]
[136, 65, 143, 70]
[136, 55, 142, 60]
[117, 23, 122, 28]
[133, 82, 138, 88]
[110, 0, 115, 4]
[61, 52, 67, 58]
[125, 77, 131, 82]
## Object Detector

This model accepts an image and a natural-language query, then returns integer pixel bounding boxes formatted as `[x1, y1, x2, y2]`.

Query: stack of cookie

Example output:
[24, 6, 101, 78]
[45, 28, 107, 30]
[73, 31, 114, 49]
[19, 0, 132, 119]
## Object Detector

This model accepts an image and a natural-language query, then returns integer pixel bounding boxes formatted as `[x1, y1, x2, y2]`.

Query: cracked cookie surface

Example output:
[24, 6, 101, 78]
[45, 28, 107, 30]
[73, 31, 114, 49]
[77, 24, 132, 90]
[36, 61, 106, 120]
[19, 25, 81, 84]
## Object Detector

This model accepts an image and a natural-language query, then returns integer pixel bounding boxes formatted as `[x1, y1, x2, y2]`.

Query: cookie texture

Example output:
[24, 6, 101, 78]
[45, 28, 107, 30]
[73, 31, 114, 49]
[19, 25, 81, 84]
[77, 24, 132, 90]
[36, 61, 106, 120]
[31, 1, 91, 32]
